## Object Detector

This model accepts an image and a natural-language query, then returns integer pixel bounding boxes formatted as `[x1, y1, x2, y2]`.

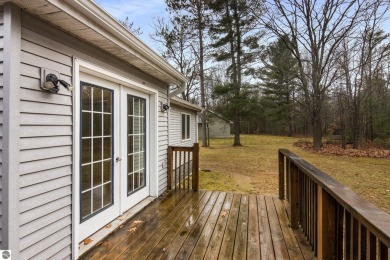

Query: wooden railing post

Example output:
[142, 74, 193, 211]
[167, 146, 173, 190]
[289, 163, 299, 228]
[192, 143, 199, 191]
[278, 150, 285, 200]
[317, 186, 337, 259]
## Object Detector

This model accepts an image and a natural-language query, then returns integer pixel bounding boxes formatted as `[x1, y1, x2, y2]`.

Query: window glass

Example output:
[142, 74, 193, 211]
[80, 82, 113, 221]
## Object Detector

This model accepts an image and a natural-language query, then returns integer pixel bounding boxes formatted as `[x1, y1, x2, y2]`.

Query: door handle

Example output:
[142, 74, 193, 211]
[116, 157, 122, 162]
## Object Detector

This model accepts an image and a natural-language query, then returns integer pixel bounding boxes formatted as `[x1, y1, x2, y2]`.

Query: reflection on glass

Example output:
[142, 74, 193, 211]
[93, 113, 102, 137]
[103, 161, 111, 183]
[81, 191, 91, 218]
[128, 173, 133, 192]
[82, 165, 91, 191]
[103, 183, 112, 206]
[81, 139, 91, 164]
[93, 186, 102, 211]
[103, 90, 112, 113]
[93, 88, 102, 112]
[103, 137, 111, 159]
[82, 86, 92, 111]
[93, 138, 102, 161]
[82, 112, 91, 137]
[93, 162, 102, 187]
[104, 114, 111, 136]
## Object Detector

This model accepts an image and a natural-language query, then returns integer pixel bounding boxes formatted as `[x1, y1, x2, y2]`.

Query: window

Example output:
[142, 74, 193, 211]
[127, 95, 146, 195]
[181, 113, 191, 140]
[80, 82, 113, 221]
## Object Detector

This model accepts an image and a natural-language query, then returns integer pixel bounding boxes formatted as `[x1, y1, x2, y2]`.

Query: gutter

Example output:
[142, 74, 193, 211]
[168, 82, 187, 99]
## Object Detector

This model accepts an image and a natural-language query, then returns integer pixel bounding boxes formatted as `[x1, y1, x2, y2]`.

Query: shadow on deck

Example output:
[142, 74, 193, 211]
[80, 190, 315, 259]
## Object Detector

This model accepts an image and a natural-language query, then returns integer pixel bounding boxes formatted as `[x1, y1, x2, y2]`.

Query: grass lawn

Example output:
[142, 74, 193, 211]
[199, 134, 390, 214]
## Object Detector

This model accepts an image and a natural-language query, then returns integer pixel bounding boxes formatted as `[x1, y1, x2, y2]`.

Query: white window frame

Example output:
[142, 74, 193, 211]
[181, 113, 191, 141]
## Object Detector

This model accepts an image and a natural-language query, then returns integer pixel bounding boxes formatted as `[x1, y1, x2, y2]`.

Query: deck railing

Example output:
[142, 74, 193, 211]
[167, 143, 199, 191]
[279, 149, 390, 259]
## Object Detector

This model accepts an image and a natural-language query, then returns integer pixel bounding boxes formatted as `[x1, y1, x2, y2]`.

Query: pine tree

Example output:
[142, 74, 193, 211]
[260, 36, 299, 137]
[208, 0, 262, 146]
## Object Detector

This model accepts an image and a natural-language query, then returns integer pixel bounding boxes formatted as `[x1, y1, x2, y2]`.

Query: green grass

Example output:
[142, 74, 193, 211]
[199, 134, 390, 214]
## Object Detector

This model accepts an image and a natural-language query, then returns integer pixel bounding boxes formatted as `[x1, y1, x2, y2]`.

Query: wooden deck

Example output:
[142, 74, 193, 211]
[80, 190, 315, 260]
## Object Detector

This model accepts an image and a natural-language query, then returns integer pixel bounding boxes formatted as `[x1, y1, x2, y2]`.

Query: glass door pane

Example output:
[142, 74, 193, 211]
[80, 82, 113, 221]
[127, 95, 146, 195]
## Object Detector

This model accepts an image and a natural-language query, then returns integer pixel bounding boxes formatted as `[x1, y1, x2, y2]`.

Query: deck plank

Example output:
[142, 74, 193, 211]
[247, 195, 261, 260]
[188, 192, 227, 259]
[160, 191, 220, 259]
[265, 196, 290, 259]
[128, 191, 207, 260]
[80, 190, 188, 260]
[145, 191, 213, 259]
[219, 194, 241, 259]
[233, 195, 249, 260]
[257, 195, 275, 260]
[202, 193, 234, 260]
[274, 197, 305, 259]
[101, 191, 195, 259]
[80, 191, 313, 260]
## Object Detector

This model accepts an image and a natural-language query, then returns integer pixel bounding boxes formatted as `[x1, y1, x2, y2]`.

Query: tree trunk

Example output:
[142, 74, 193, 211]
[197, 0, 207, 147]
[312, 111, 323, 150]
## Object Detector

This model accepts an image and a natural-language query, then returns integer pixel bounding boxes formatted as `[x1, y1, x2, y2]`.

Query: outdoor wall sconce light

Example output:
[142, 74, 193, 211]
[41, 73, 73, 93]
[161, 103, 170, 112]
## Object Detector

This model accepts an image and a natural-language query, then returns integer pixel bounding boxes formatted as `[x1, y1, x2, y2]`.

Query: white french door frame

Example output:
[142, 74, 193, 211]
[72, 58, 159, 258]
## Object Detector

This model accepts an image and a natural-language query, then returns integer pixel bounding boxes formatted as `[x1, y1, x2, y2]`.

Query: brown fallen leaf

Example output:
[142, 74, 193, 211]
[221, 211, 228, 217]
[84, 238, 93, 245]
[105, 224, 112, 228]
[134, 220, 143, 224]
[97, 241, 103, 246]
[128, 227, 137, 233]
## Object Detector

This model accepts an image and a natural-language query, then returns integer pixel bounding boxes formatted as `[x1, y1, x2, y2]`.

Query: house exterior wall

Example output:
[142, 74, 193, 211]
[0, 8, 3, 250]
[169, 104, 197, 146]
[8, 11, 170, 259]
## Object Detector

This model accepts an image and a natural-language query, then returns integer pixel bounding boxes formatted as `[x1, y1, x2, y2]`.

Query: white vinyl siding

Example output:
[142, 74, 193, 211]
[19, 12, 170, 259]
[157, 90, 169, 195]
[169, 104, 197, 146]
[19, 22, 73, 260]
[0, 9, 3, 250]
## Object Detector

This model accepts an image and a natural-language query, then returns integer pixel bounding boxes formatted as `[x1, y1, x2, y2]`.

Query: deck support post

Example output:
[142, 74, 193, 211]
[288, 163, 299, 228]
[192, 143, 199, 191]
[167, 146, 173, 190]
[278, 150, 285, 200]
[317, 186, 337, 259]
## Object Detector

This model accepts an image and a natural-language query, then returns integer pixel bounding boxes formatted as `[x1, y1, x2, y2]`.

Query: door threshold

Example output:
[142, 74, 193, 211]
[78, 196, 156, 257]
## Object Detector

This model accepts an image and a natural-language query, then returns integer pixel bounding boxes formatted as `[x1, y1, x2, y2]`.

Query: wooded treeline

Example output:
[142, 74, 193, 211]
[146, 0, 390, 149]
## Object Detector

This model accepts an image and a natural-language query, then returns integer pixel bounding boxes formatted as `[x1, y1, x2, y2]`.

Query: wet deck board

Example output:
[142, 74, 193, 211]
[80, 190, 315, 260]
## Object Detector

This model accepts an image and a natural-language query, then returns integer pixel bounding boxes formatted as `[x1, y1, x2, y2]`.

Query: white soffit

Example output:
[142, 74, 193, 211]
[2, 0, 187, 85]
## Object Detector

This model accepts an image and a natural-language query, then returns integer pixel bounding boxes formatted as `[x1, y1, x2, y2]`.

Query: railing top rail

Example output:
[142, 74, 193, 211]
[169, 146, 194, 152]
[279, 148, 390, 247]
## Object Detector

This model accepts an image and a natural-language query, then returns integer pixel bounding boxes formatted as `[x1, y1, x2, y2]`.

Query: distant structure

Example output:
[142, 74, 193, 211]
[198, 110, 232, 139]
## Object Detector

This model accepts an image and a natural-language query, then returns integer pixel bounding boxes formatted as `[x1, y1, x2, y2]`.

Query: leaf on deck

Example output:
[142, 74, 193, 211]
[128, 227, 137, 233]
[84, 238, 93, 245]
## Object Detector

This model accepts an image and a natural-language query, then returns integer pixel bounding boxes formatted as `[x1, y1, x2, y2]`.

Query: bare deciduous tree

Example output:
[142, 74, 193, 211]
[260, 0, 382, 150]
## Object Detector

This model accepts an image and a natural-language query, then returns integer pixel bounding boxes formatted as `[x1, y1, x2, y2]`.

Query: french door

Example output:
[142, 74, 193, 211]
[78, 72, 150, 240]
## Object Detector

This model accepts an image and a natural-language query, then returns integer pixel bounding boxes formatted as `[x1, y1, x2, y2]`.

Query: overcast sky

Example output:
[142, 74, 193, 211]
[94, 0, 167, 50]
